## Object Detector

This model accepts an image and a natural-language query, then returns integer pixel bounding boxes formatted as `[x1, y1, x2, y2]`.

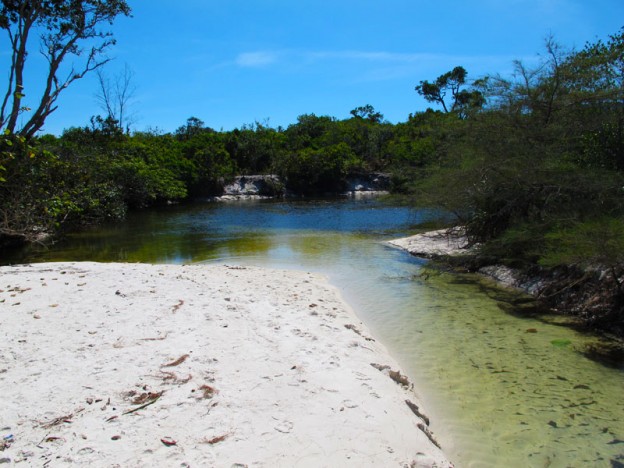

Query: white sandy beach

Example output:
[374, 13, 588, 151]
[0, 262, 450, 467]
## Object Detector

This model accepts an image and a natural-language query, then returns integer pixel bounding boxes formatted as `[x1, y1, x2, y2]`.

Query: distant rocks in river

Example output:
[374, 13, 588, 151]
[209, 173, 391, 201]
[219, 175, 283, 200]
[343, 173, 391, 194]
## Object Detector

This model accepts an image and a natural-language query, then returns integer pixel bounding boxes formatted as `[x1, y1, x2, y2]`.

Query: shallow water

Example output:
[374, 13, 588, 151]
[3, 198, 623, 467]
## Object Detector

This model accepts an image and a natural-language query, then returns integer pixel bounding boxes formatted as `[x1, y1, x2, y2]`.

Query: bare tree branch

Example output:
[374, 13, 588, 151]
[95, 63, 137, 132]
[0, 1, 131, 139]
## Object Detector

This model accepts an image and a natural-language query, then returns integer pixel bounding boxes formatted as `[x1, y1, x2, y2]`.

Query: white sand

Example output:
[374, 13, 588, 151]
[0, 262, 450, 467]
[388, 229, 473, 258]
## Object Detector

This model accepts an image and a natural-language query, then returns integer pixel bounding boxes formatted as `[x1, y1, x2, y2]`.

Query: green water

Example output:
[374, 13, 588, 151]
[2, 198, 623, 467]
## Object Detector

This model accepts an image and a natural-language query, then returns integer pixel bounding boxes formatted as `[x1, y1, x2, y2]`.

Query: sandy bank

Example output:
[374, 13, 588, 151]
[0, 262, 450, 467]
[387, 229, 473, 259]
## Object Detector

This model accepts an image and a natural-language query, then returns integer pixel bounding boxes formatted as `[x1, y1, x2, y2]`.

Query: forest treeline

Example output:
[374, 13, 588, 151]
[1, 18, 623, 331]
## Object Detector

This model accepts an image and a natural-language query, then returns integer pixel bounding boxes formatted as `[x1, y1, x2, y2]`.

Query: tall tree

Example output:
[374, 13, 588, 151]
[95, 63, 137, 133]
[0, 0, 131, 139]
[415, 66, 484, 116]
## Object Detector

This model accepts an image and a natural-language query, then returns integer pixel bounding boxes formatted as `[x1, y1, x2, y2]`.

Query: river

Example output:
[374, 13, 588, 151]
[2, 198, 623, 467]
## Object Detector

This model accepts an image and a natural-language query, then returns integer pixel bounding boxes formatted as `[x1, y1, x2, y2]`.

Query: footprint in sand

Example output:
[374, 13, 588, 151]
[274, 420, 294, 433]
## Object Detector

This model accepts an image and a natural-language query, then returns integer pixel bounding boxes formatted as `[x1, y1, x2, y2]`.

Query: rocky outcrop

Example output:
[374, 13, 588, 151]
[212, 173, 391, 200]
[344, 173, 390, 195]
[388, 228, 475, 259]
[214, 175, 284, 200]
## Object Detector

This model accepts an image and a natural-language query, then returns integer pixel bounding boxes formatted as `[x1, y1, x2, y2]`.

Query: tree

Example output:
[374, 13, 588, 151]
[225, 121, 284, 174]
[274, 142, 358, 194]
[413, 33, 624, 267]
[0, 0, 131, 139]
[481, 37, 570, 128]
[285, 114, 336, 150]
[415, 66, 484, 116]
[350, 104, 383, 123]
[175, 116, 211, 140]
[95, 63, 137, 133]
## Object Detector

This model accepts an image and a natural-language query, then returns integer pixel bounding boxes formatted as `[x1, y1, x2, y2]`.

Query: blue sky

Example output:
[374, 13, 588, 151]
[4, 0, 624, 135]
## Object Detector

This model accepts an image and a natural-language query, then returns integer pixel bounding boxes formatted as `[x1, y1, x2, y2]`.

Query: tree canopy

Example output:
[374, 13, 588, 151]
[415, 66, 485, 116]
[0, 0, 131, 139]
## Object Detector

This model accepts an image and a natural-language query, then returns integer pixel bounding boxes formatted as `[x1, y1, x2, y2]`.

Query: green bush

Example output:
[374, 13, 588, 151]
[274, 142, 360, 194]
[540, 218, 624, 283]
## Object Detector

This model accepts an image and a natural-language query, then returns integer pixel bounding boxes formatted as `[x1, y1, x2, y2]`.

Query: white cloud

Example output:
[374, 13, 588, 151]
[226, 48, 528, 83]
[235, 51, 278, 67]
[234, 49, 449, 69]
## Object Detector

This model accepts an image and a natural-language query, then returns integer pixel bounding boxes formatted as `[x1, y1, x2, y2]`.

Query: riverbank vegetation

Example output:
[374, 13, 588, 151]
[412, 31, 624, 336]
[1, 7, 622, 335]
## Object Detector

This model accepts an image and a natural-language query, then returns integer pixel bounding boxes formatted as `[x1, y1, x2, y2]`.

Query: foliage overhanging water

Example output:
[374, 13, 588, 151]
[3, 198, 623, 467]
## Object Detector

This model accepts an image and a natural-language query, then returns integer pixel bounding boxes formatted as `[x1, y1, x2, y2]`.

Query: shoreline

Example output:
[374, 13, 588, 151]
[0, 262, 450, 467]
[388, 229, 529, 291]
[388, 229, 624, 349]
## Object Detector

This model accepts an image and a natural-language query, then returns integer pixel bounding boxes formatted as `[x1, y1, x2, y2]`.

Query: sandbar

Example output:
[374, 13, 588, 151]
[0, 262, 450, 467]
